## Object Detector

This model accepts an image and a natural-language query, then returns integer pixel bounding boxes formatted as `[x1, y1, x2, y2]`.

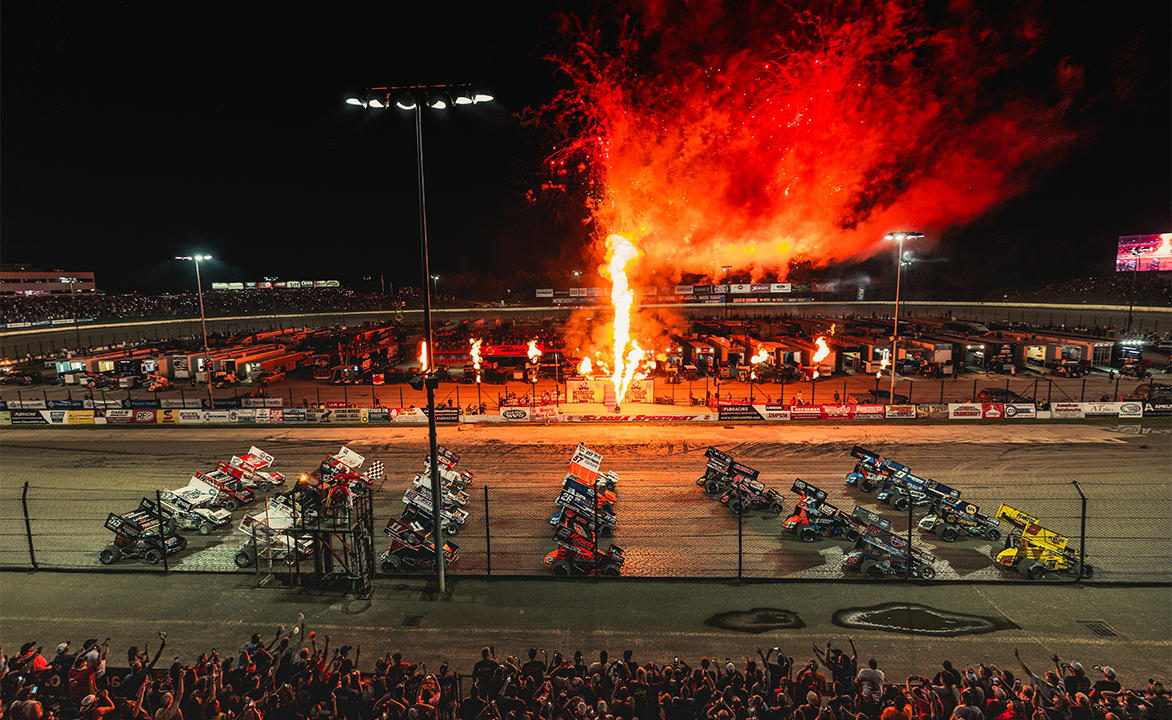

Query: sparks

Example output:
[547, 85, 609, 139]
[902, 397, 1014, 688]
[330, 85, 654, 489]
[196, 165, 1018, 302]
[605, 233, 644, 405]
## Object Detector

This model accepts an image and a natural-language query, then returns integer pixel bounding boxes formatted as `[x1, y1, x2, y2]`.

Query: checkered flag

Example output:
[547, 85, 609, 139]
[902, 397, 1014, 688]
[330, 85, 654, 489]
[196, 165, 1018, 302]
[363, 460, 385, 482]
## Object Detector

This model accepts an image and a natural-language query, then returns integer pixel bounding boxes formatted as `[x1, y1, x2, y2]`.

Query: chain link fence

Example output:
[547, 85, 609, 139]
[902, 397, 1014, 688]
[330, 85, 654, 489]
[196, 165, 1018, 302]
[3, 482, 1167, 583]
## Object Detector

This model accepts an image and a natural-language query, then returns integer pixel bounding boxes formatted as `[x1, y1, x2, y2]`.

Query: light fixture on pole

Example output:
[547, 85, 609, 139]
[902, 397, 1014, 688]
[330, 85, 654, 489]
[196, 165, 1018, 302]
[722, 265, 732, 319]
[176, 255, 216, 410]
[59, 277, 83, 354]
[1125, 246, 1145, 333]
[347, 84, 493, 594]
[431, 274, 440, 296]
[883, 232, 923, 404]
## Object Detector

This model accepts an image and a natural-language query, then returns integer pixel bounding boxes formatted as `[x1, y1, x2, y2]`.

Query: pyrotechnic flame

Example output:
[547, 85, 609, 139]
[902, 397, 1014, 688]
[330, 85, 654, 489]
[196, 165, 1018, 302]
[606, 233, 644, 404]
[470, 338, 482, 383]
[527, 339, 542, 364]
[579, 357, 593, 377]
[877, 349, 890, 379]
[751, 344, 769, 365]
[419, 341, 428, 373]
[830, 323, 837, 335]
[813, 337, 830, 363]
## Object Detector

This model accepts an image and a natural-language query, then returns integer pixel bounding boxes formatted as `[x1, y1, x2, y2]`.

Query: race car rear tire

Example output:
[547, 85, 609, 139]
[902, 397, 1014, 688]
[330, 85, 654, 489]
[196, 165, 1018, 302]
[728, 499, 745, 515]
[892, 496, 910, 512]
[99, 546, 121, 565]
[234, 550, 254, 568]
[442, 521, 459, 537]
[224, 499, 240, 512]
[1079, 564, 1094, 579]
[198, 522, 212, 536]
[845, 529, 860, 542]
[704, 480, 721, 494]
[986, 528, 1001, 542]
[799, 527, 817, 543]
[551, 560, 571, 576]
[600, 526, 613, 538]
[256, 482, 271, 493]
[1020, 562, 1046, 581]
[770, 502, 784, 515]
[940, 526, 959, 542]
[381, 555, 402, 574]
[602, 564, 621, 576]
[144, 548, 163, 565]
[600, 502, 615, 515]
[165, 519, 178, 536]
[918, 565, 937, 580]
[859, 479, 875, 493]
[176, 536, 188, 551]
[860, 560, 885, 580]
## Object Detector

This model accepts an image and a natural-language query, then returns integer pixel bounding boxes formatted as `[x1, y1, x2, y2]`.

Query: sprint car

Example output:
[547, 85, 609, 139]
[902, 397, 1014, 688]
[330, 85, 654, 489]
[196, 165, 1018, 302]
[379, 518, 458, 574]
[919, 498, 1002, 542]
[100, 499, 188, 565]
[991, 504, 1093, 580]
[159, 476, 233, 536]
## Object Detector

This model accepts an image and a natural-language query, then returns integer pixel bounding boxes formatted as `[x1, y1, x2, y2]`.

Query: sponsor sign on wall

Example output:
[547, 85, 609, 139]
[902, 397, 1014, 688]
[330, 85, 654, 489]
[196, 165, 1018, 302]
[67, 410, 94, 424]
[1143, 401, 1171, 417]
[362, 408, 392, 423]
[917, 404, 949, 419]
[948, 403, 983, 419]
[884, 405, 916, 419]
[789, 405, 824, 420]
[565, 413, 716, 422]
[500, 407, 530, 422]
[227, 409, 257, 423]
[531, 406, 559, 421]
[425, 407, 461, 423]
[718, 404, 764, 421]
[1050, 402, 1084, 419]
[852, 404, 887, 420]
[160, 398, 204, 409]
[567, 379, 601, 404]
[177, 410, 204, 424]
[623, 379, 653, 404]
[1003, 403, 1036, 419]
[981, 403, 1005, 419]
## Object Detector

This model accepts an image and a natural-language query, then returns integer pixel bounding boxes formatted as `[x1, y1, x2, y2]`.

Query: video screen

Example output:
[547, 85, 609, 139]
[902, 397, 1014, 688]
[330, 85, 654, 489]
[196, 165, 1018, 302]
[1116, 234, 1172, 272]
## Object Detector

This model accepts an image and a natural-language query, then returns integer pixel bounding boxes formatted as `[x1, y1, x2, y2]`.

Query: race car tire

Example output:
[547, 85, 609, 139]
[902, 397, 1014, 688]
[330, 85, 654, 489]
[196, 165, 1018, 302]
[892, 496, 910, 512]
[704, 480, 721, 494]
[919, 565, 937, 580]
[986, 528, 1001, 542]
[799, 527, 817, 543]
[234, 550, 254, 568]
[99, 546, 121, 565]
[1020, 562, 1045, 581]
[165, 518, 178, 536]
[198, 522, 213, 536]
[442, 521, 459, 537]
[860, 560, 885, 580]
[941, 526, 959, 542]
[600, 502, 615, 515]
[770, 502, 784, 515]
[845, 529, 860, 542]
[381, 555, 402, 574]
[144, 548, 163, 565]
[859, 479, 875, 493]
[602, 564, 621, 576]
[728, 498, 745, 515]
[256, 482, 271, 493]
[551, 560, 571, 576]
[1079, 564, 1094, 579]
[176, 536, 188, 550]
[224, 499, 240, 512]
[283, 552, 298, 566]
[600, 526, 614, 538]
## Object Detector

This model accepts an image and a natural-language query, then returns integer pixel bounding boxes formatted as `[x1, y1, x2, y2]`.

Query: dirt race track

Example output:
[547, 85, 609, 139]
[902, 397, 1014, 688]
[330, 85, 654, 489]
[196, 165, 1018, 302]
[1, 421, 1169, 583]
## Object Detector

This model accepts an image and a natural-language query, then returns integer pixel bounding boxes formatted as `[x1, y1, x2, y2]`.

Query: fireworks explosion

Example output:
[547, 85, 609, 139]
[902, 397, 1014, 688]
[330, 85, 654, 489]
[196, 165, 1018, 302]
[543, 0, 1081, 280]
[542, 0, 1083, 405]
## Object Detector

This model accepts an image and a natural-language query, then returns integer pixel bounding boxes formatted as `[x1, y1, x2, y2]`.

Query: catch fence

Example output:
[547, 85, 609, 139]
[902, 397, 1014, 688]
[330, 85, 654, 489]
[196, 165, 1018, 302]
[2, 482, 1166, 584]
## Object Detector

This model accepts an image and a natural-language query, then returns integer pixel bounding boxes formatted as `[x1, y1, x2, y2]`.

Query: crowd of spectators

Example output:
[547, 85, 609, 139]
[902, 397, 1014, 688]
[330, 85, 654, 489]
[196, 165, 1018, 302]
[1010, 275, 1170, 306]
[2, 628, 1166, 720]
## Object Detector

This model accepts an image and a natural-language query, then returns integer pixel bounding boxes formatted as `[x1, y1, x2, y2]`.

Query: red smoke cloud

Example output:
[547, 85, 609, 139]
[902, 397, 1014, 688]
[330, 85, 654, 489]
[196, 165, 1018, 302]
[543, 0, 1082, 282]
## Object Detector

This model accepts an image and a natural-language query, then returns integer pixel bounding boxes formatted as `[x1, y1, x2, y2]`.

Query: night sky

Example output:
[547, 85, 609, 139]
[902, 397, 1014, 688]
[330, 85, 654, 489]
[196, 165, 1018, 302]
[2, 2, 1169, 298]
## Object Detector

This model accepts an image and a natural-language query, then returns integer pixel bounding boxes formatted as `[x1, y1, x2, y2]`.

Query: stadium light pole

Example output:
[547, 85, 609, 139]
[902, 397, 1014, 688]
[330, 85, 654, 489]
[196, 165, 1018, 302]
[1125, 246, 1145, 333]
[347, 85, 493, 594]
[176, 255, 215, 409]
[884, 232, 923, 403]
[58, 276, 83, 354]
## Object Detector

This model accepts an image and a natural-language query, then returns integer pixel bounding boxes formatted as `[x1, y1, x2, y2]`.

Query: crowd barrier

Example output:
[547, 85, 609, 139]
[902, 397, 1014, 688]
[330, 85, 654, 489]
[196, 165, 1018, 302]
[0, 399, 1166, 425]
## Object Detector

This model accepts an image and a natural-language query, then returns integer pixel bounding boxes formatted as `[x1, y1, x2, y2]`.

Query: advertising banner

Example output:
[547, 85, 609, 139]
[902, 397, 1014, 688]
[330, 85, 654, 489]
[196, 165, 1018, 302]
[852, 404, 887, 420]
[45, 410, 69, 425]
[204, 410, 231, 423]
[567, 379, 600, 404]
[177, 410, 205, 424]
[1142, 401, 1171, 417]
[500, 407, 530, 422]
[160, 398, 204, 409]
[623, 379, 653, 404]
[157, 409, 180, 424]
[718, 404, 763, 421]
[0, 411, 9, 425]
[565, 412, 717, 422]
[770, 283, 792, 293]
[362, 408, 391, 423]
[1003, 403, 1037, 419]
[126, 398, 160, 409]
[48, 400, 85, 410]
[531, 406, 558, 421]
[948, 403, 983, 420]
[674, 285, 694, 295]
[282, 409, 307, 423]
[8, 399, 47, 410]
[204, 397, 242, 409]
[535, 289, 553, 298]
[392, 408, 428, 423]
[917, 404, 949, 419]
[242, 398, 283, 408]
[425, 407, 461, 423]
[1117, 402, 1143, 419]
[979, 403, 1005, 420]
[758, 404, 790, 421]
[105, 409, 136, 424]
[1050, 402, 1085, 419]
[884, 405, 917, 419]
[788, 405, 824, 421]
[819, 404, 855, 420]
[67, 410, 95, 425]
[227, 409, 257, 423]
